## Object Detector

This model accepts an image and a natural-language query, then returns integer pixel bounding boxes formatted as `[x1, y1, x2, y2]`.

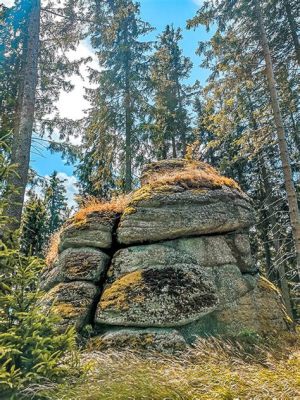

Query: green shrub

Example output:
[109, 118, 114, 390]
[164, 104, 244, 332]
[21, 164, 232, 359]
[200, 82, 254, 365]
[0, 242, 76, 397]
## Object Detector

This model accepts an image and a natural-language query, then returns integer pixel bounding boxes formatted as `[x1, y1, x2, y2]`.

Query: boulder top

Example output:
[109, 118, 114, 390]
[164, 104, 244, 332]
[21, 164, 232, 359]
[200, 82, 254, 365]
[140, 158, 241, 191]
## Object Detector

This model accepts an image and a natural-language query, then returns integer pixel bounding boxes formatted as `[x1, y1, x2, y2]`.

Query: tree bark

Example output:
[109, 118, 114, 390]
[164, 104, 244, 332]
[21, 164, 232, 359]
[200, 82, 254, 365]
[6, 0, 41, 231]
[260, 157, 293, 317]
[245, 87, 293, 315]
[175, 77, 186, 156]
[283, 0, 300, 65]
[254, 0, 300, 281]
[124, 26, 132, 193]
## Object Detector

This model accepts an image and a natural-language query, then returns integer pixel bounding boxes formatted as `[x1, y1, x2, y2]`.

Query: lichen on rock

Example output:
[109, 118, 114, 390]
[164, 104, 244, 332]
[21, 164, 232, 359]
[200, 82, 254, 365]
[60, 211, 119, 251]
[39, 158, 292, 349]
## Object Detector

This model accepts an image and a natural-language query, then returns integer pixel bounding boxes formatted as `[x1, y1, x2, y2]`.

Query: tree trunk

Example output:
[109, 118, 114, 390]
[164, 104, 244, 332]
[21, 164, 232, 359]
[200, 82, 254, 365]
[175, 78, 186, 156]
[6, 0, 40, 231]
[260, 159, 293, 317]
[124, 28, 132, 193]
[254, 0, 300, 281]
[245, 88, 293, 315]
[283, 0, 300, 65]
[124, 92, 132, 192]
[172, 136, 177, 158]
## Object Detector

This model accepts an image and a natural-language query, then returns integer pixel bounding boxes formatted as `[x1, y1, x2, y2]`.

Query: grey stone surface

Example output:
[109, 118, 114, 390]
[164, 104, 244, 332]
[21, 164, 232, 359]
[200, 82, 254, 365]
[41, 247, 110, 291]
[118, 187, 254, 245]
[40, 281, 100, 331]
[59, 212, 118, 251]
[96, 262, 219, 328]
[39, 159, 290, 343]
[181, 277, 291, 340]
[96, 242, 256, 329]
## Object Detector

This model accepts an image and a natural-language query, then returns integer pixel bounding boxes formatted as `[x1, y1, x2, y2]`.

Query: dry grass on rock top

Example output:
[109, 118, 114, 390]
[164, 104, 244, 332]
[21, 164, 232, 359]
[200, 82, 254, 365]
[72, 195, 130, 223]
[130, 160, 242, 206]
[141, 159, 240, 191]
[30, 332, 300, 400]
[44, 195, 130, 266]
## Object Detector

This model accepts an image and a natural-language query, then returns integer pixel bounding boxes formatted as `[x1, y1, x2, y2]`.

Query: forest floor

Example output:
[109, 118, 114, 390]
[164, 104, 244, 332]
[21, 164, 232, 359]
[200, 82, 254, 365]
[21, 330, 300, 400]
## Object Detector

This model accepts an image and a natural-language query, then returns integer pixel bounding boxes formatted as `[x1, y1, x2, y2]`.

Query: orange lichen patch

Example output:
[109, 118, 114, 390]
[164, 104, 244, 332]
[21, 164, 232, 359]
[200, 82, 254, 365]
[52, 303, 78, 318]
[45, 229, 62, 267]
[100, 270, 145, 311]
[72, 195, 131, 223]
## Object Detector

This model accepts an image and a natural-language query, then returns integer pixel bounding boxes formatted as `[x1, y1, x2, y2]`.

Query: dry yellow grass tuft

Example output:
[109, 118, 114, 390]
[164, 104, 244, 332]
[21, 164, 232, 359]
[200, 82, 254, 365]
[45, 229, 61, 267]
[31, 332, 300, 400]
[146, 161, 240, 191]
[72, 195, 131, 223]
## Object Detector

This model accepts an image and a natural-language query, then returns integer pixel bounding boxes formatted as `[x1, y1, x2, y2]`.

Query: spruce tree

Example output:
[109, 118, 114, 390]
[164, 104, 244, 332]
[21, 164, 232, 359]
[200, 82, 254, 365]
[78, 0, 152, 195]
[187, 0, 300, 313]
[21, 192, 47, 256]
[149, 25, 192, 158]
[44, 171, 69, 238]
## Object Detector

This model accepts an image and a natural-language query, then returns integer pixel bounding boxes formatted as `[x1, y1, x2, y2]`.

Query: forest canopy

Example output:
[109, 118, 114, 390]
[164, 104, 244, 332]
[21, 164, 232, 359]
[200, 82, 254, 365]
[0, 0, 299, 397]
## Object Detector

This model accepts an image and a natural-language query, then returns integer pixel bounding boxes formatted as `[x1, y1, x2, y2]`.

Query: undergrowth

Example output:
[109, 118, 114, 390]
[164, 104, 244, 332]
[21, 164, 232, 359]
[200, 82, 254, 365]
[20, 332, 300, 400]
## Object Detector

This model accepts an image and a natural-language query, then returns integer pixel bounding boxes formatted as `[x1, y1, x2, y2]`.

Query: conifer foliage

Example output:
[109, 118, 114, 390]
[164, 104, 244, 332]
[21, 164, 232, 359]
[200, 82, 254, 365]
[78, 0, 153, 195]
[149, 25, 193, 159]
[0, 145, 75, 395]
[187, 0, 300, 315]
[21, 171, 70, 257]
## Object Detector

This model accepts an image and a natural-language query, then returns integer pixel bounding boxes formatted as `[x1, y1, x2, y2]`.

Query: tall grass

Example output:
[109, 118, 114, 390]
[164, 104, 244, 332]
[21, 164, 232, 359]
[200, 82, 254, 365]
[22, 333, 300, 400]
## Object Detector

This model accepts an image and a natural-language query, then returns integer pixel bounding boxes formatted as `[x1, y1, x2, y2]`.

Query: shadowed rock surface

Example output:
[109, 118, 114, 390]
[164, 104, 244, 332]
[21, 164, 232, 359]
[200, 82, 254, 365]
[40, 159, 292, 350]
[41, 247, 110, 291]
[59, 212, 118, 251]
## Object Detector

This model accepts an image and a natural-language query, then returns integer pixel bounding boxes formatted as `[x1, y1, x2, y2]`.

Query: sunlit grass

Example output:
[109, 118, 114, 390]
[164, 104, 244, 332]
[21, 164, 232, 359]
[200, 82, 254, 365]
[25, 333, 300, 400]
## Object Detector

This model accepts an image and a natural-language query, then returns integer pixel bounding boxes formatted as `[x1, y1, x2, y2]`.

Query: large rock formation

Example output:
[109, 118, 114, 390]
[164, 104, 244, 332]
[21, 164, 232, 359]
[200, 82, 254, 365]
[40, 159, 292, 351]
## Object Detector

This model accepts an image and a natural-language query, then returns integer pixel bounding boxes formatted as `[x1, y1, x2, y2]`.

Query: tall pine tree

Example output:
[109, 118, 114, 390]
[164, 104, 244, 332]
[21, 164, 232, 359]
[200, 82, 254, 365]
[149, 25, 192, 159]
[77, 0, 152, 195]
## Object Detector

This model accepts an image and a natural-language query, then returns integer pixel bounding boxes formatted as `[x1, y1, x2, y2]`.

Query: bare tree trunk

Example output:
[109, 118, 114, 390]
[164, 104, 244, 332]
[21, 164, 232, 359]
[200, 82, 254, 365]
[283, 0, 300, 65]
[175, 78, 186, 156]
[254, 0, 300, 281]
[261, 162, 294, 317]
[245, 87, 293, 315]
[6, 0, 40, 231]
[125, 92, 132, 193]
[124, 28, 132, 193]
[172, 136, 177, 158]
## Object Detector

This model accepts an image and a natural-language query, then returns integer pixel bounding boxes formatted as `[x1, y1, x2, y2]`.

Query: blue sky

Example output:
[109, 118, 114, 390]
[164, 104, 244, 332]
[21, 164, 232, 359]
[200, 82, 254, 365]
[4, 0, 212, 204]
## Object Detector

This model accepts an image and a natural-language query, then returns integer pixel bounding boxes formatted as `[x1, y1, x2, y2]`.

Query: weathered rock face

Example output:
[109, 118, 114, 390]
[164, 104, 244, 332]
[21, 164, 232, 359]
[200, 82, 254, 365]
[117, 187, 253, 245]
[60, 212, 118, 251]
[40, 159, 292, 350]
[40, 281, 100, 331]
[41, 247, 110, 291]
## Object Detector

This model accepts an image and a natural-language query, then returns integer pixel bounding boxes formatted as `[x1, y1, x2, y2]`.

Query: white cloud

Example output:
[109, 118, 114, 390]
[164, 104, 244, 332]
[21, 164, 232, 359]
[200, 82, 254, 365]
[192, 0, 203, 5]
[56, 172, 79, 209]
[56, 41, 98, 121]
[1, 0, 15, 7]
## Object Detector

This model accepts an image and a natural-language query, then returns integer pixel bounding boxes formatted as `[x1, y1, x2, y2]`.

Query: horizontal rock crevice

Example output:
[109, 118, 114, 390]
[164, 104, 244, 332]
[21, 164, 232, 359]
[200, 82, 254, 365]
[40, 159, 292, 350]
